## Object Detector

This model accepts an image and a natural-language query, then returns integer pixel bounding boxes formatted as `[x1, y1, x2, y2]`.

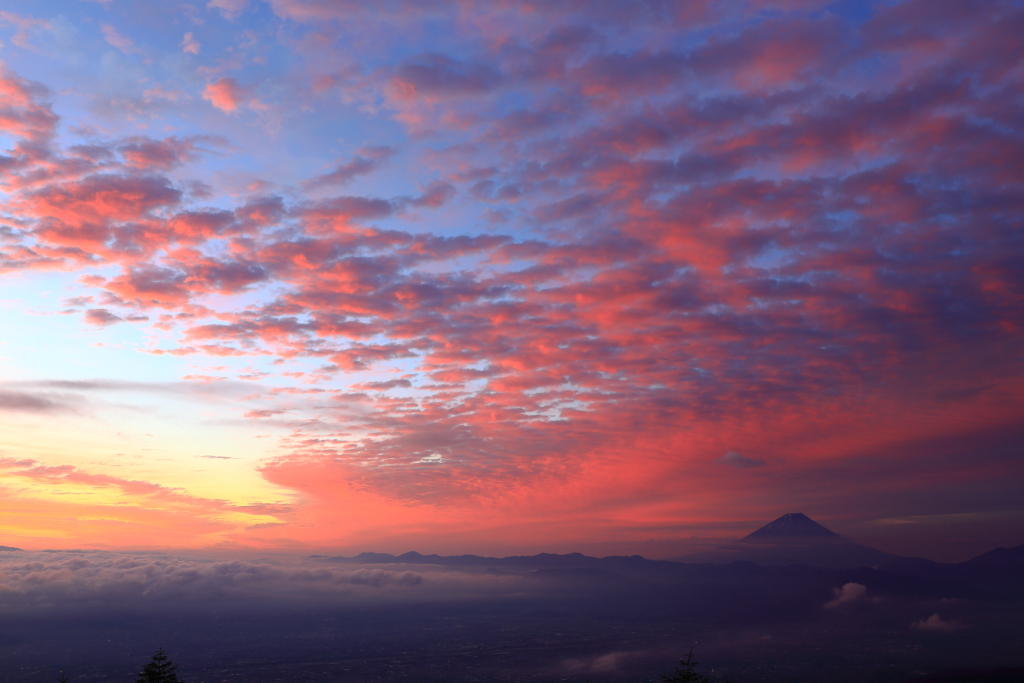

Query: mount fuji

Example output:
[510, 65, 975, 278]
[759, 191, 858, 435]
[671, 513, 900, 568]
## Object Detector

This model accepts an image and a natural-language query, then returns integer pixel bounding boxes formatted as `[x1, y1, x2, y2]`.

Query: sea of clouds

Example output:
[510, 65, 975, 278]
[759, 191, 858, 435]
[0, 549, 546, 613]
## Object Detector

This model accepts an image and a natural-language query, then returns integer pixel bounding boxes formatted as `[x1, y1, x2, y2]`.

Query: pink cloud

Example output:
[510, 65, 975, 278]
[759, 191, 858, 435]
[388, 53, 503, 100]
[0, 66, 57, 146]
[304, 146, 396, 189]
[0, 0, 1022, 555]
[84, 308, 123, 326]
[181, 32, 201, 55]
[202, 78, 257, 113]
[117, 135, 224, 170]
[207, 0, 249, 21]
[0, 11, 51, 49]
[100, 24, 142, 56]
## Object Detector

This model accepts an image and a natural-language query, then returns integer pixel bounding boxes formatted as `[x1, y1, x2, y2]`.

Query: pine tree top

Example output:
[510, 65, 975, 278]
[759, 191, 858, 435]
[136, 648, 180, 683]
[660, 648, 723, 683]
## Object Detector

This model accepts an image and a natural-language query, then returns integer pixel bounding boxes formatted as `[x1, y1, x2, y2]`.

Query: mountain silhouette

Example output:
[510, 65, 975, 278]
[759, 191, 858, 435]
[323, 515, 902, 570]
[670, 513, 900, 568]
[317, 537, 1023, 590]
[880, 544, 1024, 598]
[740, 512, 842, 540]
[0, 545, 23, 552]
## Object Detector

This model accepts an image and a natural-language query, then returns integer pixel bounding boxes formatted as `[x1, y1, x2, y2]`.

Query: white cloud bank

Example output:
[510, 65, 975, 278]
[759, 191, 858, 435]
[825, 582, 866, 608]
[0, 550, 427, 612]
[913, 613, 962, 633]
[0, 550, 566, 614]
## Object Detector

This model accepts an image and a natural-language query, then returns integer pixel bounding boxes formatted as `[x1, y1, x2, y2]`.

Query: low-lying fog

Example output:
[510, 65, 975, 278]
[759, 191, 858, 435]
[1, 549, 1020, 682]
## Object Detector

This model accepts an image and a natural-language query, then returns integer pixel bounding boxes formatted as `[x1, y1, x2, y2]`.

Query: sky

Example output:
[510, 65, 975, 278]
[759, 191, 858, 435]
[0, 0, 1021, 562]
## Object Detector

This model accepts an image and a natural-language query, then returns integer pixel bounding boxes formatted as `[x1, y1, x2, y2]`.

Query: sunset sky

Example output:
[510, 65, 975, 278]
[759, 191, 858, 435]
[0, 0, 1021, 562]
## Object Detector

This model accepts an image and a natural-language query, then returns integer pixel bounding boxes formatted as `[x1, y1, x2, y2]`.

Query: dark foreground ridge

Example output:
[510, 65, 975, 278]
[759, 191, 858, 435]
[909, 669, 1024, 683]
[51, 648, 1024, 683]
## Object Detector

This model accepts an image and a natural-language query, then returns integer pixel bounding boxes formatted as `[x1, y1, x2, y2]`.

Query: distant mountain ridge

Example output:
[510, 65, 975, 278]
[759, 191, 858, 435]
[318, 514, 899, 570]
[318, 550, 677, 571]
[317, 514, 1021, 576]
[0, 545, 23, 552]
[880, 545, 1024, 598]
[315, 542, 1024, 600]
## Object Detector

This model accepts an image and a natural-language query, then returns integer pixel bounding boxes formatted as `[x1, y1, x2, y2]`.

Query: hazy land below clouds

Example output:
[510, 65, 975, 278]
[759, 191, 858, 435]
[1, 547, 1021, 683]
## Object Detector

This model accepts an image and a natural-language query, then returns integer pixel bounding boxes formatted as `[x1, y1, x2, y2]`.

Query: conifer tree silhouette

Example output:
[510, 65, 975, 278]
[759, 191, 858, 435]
[136, 648, 181, 683]
[660, 648, 730, 683]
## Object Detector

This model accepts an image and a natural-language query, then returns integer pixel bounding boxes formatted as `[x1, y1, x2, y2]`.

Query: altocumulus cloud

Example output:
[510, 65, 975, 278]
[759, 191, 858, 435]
[0, 0, 1022, 554]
